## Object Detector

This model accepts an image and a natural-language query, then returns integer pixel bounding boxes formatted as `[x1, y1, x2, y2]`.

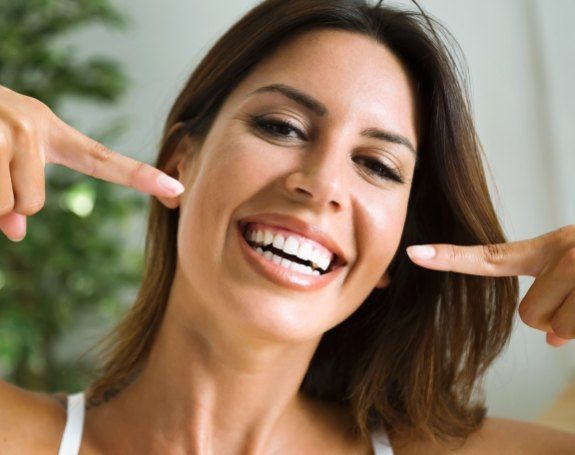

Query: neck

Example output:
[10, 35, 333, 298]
[86, 279, 324, 454]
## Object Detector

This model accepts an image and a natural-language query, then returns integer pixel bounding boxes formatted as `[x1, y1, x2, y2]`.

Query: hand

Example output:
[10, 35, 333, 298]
[0, 85, 185, 242]
[406, 225, 575, 347]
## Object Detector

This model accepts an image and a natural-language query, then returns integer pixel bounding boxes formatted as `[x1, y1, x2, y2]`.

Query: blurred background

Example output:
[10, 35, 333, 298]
[0, 0, 573, 431]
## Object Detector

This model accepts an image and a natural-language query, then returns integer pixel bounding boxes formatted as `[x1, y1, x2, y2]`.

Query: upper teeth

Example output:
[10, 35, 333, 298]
[248, 228, 333, 272]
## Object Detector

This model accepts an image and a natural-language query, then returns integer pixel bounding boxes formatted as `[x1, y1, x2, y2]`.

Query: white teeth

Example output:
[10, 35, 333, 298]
[283, 236, 299, 255]
[250, 244, 317, 276]
[297, 242, 313, 261]
[263, 231, 274, 246]
[310, 248, 322, 269]
[256, 231, 264, 244]
[278, 236, 331, 272]
[318, 254, 331, 271]
[272, 234, 285, 250]
[309, 249, 331, 272]
[246, 227, 334, 273]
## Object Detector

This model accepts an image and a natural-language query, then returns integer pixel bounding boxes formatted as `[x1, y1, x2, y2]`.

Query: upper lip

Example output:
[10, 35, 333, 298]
[238, 213, 347, 267]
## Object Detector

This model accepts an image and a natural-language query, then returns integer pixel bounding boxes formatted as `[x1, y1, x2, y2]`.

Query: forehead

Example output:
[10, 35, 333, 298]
[228, 29, 418, 148]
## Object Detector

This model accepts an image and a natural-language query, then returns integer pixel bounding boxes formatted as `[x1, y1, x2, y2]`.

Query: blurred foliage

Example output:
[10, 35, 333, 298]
[0, 0, 147, 392]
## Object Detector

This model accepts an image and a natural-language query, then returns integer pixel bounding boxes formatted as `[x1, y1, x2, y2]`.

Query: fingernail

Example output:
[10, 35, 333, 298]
[10, 234, 25, 242]
[407, 245, 435, 260]
[157, 174, 185, 195]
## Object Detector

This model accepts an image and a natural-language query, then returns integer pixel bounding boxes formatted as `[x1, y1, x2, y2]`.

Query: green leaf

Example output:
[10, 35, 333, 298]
[0, 0, 140, 393]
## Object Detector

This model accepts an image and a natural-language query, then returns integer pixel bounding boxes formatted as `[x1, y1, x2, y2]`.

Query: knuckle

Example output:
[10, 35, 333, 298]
[555, 247, 575, 276]
[11, 117, 35, 140]
[554, 224, 575, 248]
[0, 127, 10, 148]
[518, 304, 538, 328]
[550, 319, 575, 339]
[128, 161, 147, 189]
[563, 246, 575, 265]
[15, 196, 45, 215]
[447, 244, 459, 263]
[482, 243, 506, 267]
[0, 198, 15, 216]
[88, 141, 114, 177]
[27, 96, 50, 116]
[19, 94, 52, 121]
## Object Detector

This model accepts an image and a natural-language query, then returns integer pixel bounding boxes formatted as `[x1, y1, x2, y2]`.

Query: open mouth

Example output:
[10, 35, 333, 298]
[240, 223, 340, 276]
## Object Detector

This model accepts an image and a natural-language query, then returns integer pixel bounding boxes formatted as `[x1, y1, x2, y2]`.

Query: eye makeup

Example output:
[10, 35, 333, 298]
[246, 114, 405, 184]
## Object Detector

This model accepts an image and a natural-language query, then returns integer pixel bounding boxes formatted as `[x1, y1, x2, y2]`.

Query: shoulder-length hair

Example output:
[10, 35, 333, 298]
[87, 0, 519, 447]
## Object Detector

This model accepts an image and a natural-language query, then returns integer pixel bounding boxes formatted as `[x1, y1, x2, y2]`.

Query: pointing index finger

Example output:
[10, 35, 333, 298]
[48, 117, 184, 198]
[406, 234, 554, 277]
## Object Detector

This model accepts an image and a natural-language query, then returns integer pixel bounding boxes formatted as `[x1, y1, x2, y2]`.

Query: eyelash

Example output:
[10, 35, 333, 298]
[248, 115, 405, 184]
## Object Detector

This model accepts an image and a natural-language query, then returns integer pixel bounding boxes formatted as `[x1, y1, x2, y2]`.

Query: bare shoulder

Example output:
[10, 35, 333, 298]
[457, 416, 575, 454]
[0, 379, 66, 453]
[392, 416, 575, 455]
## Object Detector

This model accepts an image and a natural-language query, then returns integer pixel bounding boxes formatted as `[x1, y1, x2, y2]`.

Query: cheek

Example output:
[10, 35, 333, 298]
[177, 135, 292, 267]
[210, 135, 295, 192]
[359, 191, 410, 275]
[185, 136, 272, 211]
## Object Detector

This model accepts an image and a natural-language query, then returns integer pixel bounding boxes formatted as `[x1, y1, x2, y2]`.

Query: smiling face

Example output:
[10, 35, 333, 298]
[165, 29, 419, 343]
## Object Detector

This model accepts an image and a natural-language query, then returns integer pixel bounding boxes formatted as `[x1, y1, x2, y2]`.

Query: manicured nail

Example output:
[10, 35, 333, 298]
[407, 245, 435, 260]
[157, 174, 185, 195]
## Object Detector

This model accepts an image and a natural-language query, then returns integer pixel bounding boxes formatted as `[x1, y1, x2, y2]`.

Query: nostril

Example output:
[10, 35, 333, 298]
[294, 187, 313, 198]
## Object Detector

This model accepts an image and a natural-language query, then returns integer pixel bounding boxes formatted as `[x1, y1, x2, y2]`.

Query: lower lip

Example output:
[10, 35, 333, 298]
[237, 223, 343, 291]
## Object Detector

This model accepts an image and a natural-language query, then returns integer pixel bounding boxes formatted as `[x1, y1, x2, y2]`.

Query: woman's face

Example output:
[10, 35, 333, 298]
[167, 29, 418, 342]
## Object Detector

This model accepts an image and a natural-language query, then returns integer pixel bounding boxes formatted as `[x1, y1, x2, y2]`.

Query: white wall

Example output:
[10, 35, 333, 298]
[56, 0, 575, 421]
[404, 0, 575, 420]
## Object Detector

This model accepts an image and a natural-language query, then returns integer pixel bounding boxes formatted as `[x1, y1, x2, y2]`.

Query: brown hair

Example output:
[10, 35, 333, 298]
[87, 0, 519, 448]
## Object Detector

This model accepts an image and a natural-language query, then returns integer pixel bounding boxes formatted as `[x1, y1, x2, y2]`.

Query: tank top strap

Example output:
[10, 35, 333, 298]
[58, 392, 85, 455]
[371, 426, 394, 455]
[57, 391, 391, 454]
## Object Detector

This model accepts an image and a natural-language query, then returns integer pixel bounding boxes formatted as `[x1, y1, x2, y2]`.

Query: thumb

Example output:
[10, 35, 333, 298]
[0, 212, 27, 241]
[546, 332, 570, 347]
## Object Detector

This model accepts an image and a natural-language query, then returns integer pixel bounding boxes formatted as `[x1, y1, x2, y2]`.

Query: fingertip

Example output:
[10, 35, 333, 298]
[157, 173, 185, 196]
[0, 212, 27, 241]
[406, 245, 436, 260]
[11, 216, 26, 241]
[546, 332, 570, 347]
[10, 232, 25, 242]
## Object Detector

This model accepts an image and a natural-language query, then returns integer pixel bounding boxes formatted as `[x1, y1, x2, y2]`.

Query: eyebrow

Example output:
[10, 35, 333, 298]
[247, 83, 417, 157]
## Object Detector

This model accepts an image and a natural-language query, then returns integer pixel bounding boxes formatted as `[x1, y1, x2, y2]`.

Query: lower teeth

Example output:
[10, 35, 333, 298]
[253, 246, 321, 276]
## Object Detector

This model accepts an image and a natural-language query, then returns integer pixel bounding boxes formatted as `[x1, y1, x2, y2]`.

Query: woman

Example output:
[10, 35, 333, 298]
[1, 0, 574, 453]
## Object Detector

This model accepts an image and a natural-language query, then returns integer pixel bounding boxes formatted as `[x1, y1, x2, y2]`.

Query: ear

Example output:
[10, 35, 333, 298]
[157, 122, 193, 209]
[374, 272, 391, 289]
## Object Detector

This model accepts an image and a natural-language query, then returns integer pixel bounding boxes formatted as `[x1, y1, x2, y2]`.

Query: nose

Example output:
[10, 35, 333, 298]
[283, 144, 346, 212]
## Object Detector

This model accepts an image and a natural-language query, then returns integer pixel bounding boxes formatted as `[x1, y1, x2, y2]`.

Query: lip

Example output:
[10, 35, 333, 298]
[236, 223, 345, 291]
[238, 213, 347, 267]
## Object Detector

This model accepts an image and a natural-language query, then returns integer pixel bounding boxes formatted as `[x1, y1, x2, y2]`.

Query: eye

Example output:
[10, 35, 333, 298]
[353, 156, 404, 184]
[247, 115, 404, 184]
[248, 115, 306, 140]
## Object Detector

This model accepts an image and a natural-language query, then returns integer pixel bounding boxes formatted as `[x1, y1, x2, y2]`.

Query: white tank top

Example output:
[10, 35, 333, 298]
[58, 392, 394, 454]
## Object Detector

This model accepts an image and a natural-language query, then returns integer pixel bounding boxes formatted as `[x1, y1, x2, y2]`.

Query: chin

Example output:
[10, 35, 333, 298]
[221, 288, 334, 344]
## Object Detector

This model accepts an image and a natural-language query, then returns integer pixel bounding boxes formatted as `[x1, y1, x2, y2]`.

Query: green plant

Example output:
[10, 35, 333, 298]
[0, 0, 146, 392]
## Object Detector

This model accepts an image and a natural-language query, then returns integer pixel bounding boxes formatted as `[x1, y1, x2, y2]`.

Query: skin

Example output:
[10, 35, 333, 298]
[0, 28, 574, 454]
[407, 226, 575, 344]
[82, 29, 416, 454]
